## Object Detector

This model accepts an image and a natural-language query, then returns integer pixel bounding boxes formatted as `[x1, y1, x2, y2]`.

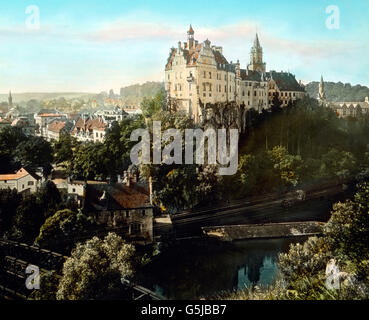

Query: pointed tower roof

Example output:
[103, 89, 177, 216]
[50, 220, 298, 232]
[188, 24, 194, 35]
[254, 33, 261, 48]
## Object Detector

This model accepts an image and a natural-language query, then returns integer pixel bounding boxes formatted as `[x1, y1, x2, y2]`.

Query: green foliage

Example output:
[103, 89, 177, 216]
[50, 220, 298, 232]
[0, 188, 22, 235]
[52, 134, 79, 166]
[28, 271, 60, 300]
[14, 136, 53, 176]
[56, 233, 136, 300]
[67, 116, 145, 181]
[35, 209, 96, 252]
[305, 81, 369, 102]
[141, 89, 166, 119]
[12, 195, 45, 243]
[0, 127, 27, 173]
[324, 182, 369, 280]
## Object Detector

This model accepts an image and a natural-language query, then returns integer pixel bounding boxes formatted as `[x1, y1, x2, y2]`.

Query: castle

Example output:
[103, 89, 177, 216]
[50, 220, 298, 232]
[165, 26, 305, 123]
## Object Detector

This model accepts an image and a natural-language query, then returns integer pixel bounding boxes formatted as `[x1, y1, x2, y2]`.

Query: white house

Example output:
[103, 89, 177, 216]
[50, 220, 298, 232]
[0, 168, 41, 194]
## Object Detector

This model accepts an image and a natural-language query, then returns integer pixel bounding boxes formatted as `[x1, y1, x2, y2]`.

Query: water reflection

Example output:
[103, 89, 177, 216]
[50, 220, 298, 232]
[139, 237, 307, 300]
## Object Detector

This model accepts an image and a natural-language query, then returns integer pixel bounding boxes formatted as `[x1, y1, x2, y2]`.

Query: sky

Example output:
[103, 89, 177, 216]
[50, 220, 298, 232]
[0, 0, 368, 93]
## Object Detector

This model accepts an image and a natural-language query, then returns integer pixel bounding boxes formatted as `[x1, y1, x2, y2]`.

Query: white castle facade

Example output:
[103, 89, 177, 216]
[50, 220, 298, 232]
[165, 26, 305, 123]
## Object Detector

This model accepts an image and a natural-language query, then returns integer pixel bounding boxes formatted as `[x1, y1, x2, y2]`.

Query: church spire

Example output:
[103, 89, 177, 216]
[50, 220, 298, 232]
[318, 75, 326, 102]
[8, 91, 13, 108]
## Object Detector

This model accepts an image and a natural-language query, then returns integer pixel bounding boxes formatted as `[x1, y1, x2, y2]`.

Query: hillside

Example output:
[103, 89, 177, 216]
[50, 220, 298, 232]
[120, 81, 164, 106]
[305, 82, 369, 102]
[0, 92, 96, 104]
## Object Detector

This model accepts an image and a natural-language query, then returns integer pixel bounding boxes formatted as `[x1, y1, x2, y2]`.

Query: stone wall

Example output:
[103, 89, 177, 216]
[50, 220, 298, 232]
[202, 221, 325, 242]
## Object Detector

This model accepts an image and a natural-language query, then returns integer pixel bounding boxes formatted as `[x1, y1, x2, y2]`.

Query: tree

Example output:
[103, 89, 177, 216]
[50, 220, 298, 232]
[268, 146, 302, 189]
[12, 195, 45, 243]
[141, 89, 165, 119]
[35, 209, 96, 252]
[37, 181, 62, 217]
[320, 148, 356, 182]
[0, 127, 27, 173]
[324, 182, 369, 280]
[0, 189, 22, 236]
[56, 233, 136, 300]
[14, 136, 53, 176]
[52, 134, 79, 166]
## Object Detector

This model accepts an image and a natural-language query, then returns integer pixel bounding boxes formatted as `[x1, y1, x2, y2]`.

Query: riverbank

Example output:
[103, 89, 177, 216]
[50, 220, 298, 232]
[201, 221, 325, 242]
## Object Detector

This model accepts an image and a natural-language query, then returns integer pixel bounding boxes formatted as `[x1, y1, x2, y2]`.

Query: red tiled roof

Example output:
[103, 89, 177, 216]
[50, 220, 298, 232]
[85, 182, 151, 211]
[72, 117, 106, 134]
[165, 43, 229, 70]
[39, 113, 64, 117]
[48, 120, 66, 133]
[0, 168, 40, 181]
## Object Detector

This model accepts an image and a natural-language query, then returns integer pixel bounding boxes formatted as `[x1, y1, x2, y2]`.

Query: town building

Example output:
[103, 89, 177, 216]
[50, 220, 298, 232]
[11, 117, 36, 136]
[71, 116, 107, 143]
[45, 120, 73, 141]
[83, 173, 154, 244]
[0, 167, 42, 194]
[94, 106, 128, 125]
[165, 26, 305, 122]
[318, 76, 369, 117]
[329, 97, 369, 118]
[34, 111, 67, 138]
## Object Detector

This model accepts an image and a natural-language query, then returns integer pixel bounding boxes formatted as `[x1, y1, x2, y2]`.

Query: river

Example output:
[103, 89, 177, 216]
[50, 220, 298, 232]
[139, 236, 308, 300]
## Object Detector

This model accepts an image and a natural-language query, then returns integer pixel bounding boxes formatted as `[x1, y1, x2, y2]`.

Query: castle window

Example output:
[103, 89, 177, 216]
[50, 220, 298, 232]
[204, 71, 206, 78]
[209, 84, 212, 92]
[126, 210, 130, 218]
[254, 91, 256, 96]
[242, 91, 245, 96]
[203, 83, 206, 91]
[219, 85, 221, 92]
[224, 75, 227, 81]
[248, 91, 250, 96]
[142, 209, 146, 216]
[209, 72, 212, 79]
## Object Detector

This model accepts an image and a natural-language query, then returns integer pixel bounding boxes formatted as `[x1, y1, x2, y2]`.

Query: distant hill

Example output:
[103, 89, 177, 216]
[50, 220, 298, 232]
[120, 81, 164, 106]
[0, 92, 97, 103]
[305, 82, 369, 102]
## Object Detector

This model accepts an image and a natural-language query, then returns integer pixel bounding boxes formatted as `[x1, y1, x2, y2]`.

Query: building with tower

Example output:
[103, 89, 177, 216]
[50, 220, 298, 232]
[165, 26, 305, 123]
[247, 34, 266, 73]
[8, 91, 13, 108]
[317, 76, 326, 104]
[317, 76, 369, 118]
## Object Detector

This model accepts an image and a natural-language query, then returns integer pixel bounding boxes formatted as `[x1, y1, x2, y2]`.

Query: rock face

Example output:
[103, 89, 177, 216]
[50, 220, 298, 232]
[199, 100, 247, 133]
[202, 221, 325, 241]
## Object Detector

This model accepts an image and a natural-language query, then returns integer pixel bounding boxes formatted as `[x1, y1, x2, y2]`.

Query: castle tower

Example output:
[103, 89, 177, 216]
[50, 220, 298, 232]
[8, 91, 13, 108]
[318, 75, 326, 102]
[187, 24, 195, 49]
[248, 33, 266, 73]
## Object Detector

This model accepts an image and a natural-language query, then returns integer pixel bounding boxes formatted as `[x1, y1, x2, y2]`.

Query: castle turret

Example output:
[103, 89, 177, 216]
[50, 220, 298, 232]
[247, 34, 266, 73]
[187, 24, 195, 49]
